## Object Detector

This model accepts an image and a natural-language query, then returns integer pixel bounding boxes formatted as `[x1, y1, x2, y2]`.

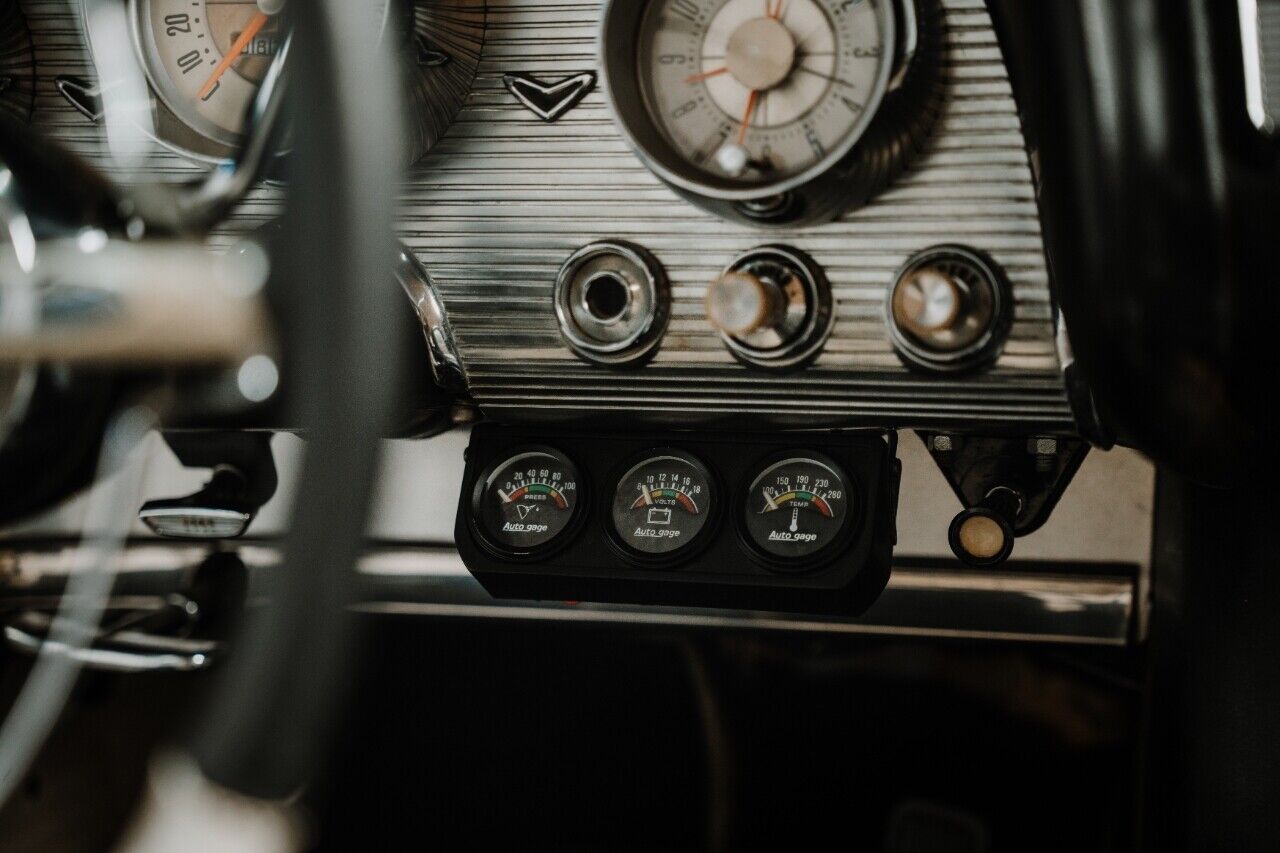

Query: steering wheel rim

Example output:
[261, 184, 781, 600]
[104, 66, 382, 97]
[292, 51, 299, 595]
[0, 0, 405, 816]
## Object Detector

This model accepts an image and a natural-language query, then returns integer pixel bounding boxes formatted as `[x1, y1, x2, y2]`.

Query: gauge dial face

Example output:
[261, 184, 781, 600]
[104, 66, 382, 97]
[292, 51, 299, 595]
[636, 0, 894, 197]
[475, 449, 582, 555]
[611, 451, 715, 557]
[135, 0, 389, 150]
[743, 453, 854, 563]
[136, 0, 286, 148]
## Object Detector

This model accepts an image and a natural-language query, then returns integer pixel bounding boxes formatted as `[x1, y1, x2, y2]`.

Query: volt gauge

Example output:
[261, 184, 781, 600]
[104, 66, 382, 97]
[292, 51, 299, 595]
[610, 450, 716, 560]
[472, 447, 583, 557]
[742, 452, 856, 567]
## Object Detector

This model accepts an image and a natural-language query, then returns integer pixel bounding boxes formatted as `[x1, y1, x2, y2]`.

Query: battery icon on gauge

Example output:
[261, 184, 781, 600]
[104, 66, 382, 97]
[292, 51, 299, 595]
[647, 507, 673, 525]
[611, 450, 715, 559]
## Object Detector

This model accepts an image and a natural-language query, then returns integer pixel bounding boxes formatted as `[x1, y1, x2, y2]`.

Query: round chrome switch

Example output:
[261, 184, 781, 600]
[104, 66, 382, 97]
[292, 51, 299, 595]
[555, 241, 670, 367]
[707, 245, 834, 371]
[887, 245, 1012, 373]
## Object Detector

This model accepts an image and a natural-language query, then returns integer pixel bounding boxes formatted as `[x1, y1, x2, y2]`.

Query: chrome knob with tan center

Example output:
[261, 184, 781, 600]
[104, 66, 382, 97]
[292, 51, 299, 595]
[891, 266, 962, 339]
[887, 245, 1012, 374]
[707, 246, 834, 371]
[725, 16, 797, 91]
[706, 270, 783, 337]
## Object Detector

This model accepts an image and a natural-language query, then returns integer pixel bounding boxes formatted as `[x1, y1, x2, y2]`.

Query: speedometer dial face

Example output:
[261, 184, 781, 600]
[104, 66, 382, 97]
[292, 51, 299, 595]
[136, 0, 287, 148]
[474, 448, 582, 556]
[636, 0, 894, 197]
[743, 453, 854, 564]
[134, 0, 390, 153]
[611, 450, 715, 558]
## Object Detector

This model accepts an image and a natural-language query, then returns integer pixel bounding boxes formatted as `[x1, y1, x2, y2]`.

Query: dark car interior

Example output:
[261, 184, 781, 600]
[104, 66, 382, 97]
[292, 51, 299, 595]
[0, 0, 1277, 850]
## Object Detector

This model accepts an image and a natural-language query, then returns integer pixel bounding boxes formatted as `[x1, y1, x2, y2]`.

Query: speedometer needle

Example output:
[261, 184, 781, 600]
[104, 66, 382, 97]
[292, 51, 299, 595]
[197, 11, 270, 100]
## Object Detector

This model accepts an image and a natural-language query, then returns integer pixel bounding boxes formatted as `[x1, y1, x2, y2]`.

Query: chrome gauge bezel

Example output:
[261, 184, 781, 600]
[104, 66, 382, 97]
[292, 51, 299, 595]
[114, 0, 482, 165]
[599, 0, 898, 203]
[605, 448, 721, 567]
[130, 0, 265, 153]
[736, 449, 861, 572]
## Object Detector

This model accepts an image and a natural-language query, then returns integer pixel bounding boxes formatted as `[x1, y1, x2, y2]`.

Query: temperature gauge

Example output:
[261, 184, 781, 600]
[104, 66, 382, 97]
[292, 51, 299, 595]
[743, 453, 854, 566]
[610, 450, 715, 559]
[473, 448, 582, 556]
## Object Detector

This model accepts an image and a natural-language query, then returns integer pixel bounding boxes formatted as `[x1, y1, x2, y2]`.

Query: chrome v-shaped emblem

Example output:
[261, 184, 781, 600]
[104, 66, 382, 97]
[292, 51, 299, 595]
[502, 72, 596, 122]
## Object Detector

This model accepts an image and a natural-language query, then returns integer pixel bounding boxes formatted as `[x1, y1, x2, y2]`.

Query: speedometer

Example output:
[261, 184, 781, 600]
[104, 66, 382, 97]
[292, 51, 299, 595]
[134, 0, 308, 150]
[129, 0, 482, 164]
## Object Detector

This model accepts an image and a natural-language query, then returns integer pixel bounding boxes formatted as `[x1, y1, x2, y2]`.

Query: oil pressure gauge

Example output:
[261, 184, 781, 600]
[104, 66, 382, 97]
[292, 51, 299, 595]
[610, 450, 716, 560]
[472, 447, 583, 557]
[742, 452, 855, 568]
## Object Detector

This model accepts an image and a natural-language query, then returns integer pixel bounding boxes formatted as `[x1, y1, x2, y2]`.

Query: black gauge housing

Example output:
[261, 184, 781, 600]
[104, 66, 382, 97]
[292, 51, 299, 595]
[457, 425, 901, 615]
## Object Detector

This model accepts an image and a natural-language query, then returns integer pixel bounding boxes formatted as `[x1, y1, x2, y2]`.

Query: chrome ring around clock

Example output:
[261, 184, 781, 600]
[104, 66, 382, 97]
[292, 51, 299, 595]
[599, 0, 897, 202]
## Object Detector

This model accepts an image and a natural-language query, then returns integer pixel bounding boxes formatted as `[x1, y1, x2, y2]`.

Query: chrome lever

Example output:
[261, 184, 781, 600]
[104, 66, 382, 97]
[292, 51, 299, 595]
[3, 601, 219, 674]
[3, 625, 217, 673]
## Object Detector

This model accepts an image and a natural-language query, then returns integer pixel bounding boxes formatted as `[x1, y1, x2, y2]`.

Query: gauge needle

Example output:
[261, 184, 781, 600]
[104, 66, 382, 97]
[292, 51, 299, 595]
[737, 88, 760, 146]
[197, 11, 270, 100]
[685, 67, 728, 85]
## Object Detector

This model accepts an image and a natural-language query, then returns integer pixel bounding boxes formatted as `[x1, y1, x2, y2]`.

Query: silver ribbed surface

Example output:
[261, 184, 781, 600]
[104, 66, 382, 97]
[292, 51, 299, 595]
[404, 0, 1071, 428]
[23, 0, 1072, 429]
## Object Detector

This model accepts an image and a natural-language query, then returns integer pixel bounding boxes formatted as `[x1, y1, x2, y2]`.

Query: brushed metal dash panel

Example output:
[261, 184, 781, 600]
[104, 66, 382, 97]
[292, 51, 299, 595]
[403, 0, 1072, 429]
[24, 0, 1071, 430]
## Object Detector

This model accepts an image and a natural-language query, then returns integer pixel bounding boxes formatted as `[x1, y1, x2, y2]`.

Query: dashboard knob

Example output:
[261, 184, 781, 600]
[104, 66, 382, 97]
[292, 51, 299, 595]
[706, 271, 782, 337]
[891, 266, 962, 338]
[948, 486, 1022, 567]
[706, 246, 834, 371]
[887, 245, 1012, 374]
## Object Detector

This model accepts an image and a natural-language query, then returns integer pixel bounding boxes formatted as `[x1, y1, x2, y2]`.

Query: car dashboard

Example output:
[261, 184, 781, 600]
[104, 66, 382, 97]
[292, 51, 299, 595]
[0, 0, 1144, 636]
[26, 0, 1069, 428]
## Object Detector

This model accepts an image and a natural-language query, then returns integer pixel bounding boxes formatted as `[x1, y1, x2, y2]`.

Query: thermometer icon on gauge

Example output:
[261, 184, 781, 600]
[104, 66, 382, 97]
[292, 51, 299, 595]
[745, 454, 852, 563]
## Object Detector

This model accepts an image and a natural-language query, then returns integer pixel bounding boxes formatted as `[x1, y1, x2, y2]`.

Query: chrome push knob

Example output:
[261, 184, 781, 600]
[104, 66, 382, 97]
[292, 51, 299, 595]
[891, 266, 963, 339]
[706, 270, 784, 338]
[887, 245, 1012, 373]
[706, 246, 834, 371]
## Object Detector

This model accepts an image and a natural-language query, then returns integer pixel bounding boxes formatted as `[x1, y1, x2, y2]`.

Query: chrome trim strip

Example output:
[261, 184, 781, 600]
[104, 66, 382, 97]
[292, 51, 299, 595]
[0, 541, 1135, 646]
